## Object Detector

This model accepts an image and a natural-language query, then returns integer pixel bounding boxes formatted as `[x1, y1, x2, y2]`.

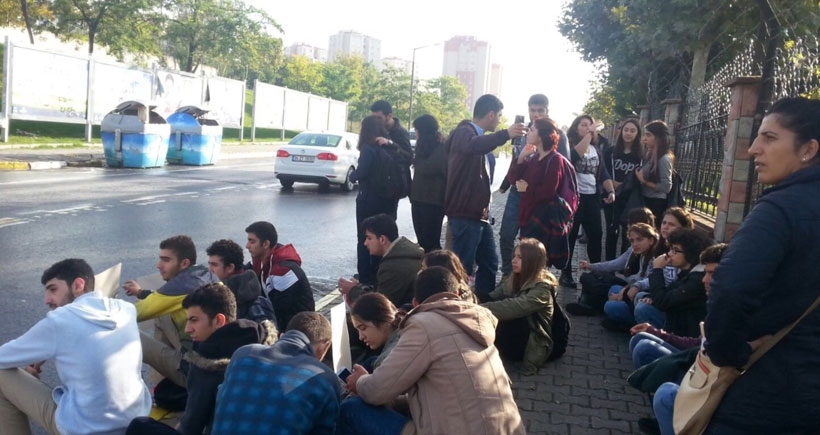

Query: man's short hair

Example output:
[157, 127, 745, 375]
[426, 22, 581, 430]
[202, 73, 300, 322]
[528, 94, 549, 107]
[245, 221, 278, 247]
[362, 214, 398, 242]
[206, 239, 244, 269]
[700, 243, 728, 265]
[41, 259, 95, 292]
[414, 266, 458, 303]
[370, 100, 393, 115]
[473, 94, 503, 119]
[160, 235, 197, 264]
[182, 283, 237, 322]
[667, 228, 713, 267]
[286, 312, 331, 345]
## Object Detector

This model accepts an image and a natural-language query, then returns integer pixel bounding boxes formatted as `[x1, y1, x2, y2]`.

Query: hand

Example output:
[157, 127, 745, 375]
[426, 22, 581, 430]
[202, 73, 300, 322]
[609, 289, 625, 301]
[122, 280, 142, 297]
[579, 260, 591, 271]
[653, 254, 670, 269]
[626, 285, 639, 301]
[630, 323, 659, 336]
[345, 364, 369, 394]
[635, 168, 646, 184]
[507, 123, 527, 140]
[639, 296, 653, 305]
[498, 186, 508, 194]
[374, 137, 390, 146]
[515, 179, 528, 193]
[24, 361, 45, 379]
[338, 278, 358, 295]
[604, 191, 615, 204]
[518, 144, 536, 163]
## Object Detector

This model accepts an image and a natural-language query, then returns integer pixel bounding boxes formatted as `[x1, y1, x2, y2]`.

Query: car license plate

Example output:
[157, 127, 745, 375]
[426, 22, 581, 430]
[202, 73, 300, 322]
[292, 155, 314, 163]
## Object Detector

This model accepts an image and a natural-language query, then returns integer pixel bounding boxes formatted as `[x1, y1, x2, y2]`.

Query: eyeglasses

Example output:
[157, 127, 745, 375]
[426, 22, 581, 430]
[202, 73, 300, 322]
[668, 247, 684, 255]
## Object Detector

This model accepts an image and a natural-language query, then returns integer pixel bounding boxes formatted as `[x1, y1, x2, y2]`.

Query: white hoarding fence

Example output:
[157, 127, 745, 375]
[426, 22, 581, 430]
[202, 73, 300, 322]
[251, 81, 348, 140]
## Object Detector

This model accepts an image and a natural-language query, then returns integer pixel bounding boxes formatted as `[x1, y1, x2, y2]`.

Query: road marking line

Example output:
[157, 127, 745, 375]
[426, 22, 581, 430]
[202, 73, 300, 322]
[136, 200, 166, 206]
[0, 217, 28, 228]
[122, 195, 171, 203]
[18, 204, 95, 215]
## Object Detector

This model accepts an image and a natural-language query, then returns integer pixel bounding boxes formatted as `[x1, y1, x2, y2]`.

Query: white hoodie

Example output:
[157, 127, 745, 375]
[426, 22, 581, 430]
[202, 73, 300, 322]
[0, 292, 151, 434]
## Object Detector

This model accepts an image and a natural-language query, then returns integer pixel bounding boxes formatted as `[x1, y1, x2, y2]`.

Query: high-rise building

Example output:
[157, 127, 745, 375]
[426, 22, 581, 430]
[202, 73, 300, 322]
[328, 31, 381, 66]
[285, 43, 328, 63]
[488, 64, 503, 96]
[442, 36, 491, 109]
[381, 57, 412, 74]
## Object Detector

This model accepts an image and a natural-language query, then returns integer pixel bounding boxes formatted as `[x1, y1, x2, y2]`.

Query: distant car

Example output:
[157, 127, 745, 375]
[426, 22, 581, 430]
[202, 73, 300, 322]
[408, 128, 417, 151]
[274, 131, 360, 191]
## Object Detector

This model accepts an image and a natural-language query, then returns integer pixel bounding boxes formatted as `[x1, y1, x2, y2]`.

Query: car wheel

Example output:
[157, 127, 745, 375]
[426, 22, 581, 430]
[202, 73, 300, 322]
[280, 179, 294, 189]
[341, 167, 355, 192]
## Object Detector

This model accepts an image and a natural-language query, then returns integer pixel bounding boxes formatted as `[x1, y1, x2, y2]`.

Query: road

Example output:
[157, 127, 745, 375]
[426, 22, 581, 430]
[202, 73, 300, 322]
[0, 157, 419, 345]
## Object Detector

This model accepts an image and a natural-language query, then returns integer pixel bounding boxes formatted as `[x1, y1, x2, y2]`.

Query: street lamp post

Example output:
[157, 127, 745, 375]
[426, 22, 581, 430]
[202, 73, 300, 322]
[408, 42, 441, 123]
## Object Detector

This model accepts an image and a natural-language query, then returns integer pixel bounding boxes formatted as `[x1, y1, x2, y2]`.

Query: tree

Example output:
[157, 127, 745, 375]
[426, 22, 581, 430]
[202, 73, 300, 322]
[44, 0, 163, 56]
[280, 55, 324, 93]
[413, 76, 470, 133]
[321, 55, 364, 103]
[0, 1, 53, 44]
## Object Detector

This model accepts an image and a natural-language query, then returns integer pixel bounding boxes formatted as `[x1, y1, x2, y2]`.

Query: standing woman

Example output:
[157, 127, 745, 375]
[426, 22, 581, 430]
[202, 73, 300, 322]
[702, 97, 820, 433]
[561, 115, 616, 288]
[350, 115, 394, 285]
[635, 120, 673, 225]
[603, 119, 643, 259]
[410, 115, 447, 253]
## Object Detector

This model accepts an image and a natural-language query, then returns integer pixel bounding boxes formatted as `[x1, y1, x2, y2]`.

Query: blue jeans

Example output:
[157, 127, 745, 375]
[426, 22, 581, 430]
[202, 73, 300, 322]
[603, 285, 635, 325]
[653, 382, 678, 435]
[337, 396, 409, 435]
[499, 188, 521, 276]
[634, 292, 667, 329]
[449, 218, 499, 296]
[629, 332, 680, 369]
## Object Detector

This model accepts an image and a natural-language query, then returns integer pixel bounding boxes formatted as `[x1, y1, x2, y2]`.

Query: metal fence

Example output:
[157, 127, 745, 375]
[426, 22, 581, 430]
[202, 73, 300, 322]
[674, 45, 756, 218]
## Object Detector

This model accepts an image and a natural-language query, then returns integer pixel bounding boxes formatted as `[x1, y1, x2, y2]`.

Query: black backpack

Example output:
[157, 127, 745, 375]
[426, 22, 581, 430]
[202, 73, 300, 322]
[371, 145, 410, 200]
[548, 292, 571, 361]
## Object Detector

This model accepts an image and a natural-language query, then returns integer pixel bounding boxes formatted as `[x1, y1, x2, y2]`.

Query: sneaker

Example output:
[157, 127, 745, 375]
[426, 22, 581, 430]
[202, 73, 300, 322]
[600, 318, 631, 333]
[638, 417, 661, 435]
[559, 271, 577, 289]
[565, 302, 598, 316]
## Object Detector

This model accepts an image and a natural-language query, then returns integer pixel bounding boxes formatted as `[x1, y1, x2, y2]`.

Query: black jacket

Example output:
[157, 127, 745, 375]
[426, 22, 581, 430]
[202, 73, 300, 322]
[179, 320, 276, 435]
[410, 138, 447, 206]
[648, 266, 706, 338]
[705, 165, 820, 432]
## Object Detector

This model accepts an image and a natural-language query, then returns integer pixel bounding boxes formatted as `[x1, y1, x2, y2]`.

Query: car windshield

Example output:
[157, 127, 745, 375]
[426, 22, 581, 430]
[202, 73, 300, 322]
[289, 134, 341, 147]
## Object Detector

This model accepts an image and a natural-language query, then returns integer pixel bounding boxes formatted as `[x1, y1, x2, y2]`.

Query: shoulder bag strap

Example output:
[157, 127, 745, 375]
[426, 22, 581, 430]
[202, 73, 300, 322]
[744, 294, 820, 370]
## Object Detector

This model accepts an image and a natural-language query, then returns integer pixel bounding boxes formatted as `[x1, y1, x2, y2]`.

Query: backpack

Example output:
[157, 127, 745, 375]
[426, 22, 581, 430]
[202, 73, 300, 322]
[548, 291, 571, 361]
[371, 145, 410, 200]
[667, 169, 686, 208]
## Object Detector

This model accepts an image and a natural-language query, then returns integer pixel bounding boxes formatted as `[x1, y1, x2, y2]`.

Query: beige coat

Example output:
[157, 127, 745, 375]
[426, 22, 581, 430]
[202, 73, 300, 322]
[356, 293, 525, 435]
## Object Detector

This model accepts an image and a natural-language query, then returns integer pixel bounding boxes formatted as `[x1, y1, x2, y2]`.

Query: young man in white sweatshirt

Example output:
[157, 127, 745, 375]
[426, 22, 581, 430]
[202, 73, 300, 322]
[0, 258, 152, 435]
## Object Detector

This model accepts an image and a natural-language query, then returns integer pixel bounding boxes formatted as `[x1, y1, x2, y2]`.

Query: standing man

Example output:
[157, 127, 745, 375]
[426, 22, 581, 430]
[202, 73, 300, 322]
[498, 94, 571, 278]
[124, 235, 220, 387]
[245, 221, 315, 331]
[445, 94, 526, 296]
[370, 100, 414, 161]
[0, 259, 151, 434]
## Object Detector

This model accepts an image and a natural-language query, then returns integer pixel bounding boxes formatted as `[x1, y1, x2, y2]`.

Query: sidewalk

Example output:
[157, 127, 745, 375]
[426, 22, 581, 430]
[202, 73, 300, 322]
[0, 142, 286, 170]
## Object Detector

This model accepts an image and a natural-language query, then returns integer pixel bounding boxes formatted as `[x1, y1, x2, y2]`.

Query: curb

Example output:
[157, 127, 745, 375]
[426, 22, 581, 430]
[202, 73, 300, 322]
[0, 160, 69, 171]
[0, 160, 30, 171]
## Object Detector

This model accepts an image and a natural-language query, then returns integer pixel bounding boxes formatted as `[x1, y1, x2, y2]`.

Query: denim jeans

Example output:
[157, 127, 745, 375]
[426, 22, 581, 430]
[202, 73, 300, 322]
[603, 285, 635, 325]
[653, 382, 678, 435]
[449, 217, 499, 296]
[337, 396, 409, 435]
[634, 292, 667, 329]
[629, 332, 680, 369]
[499, 188, 521, 275]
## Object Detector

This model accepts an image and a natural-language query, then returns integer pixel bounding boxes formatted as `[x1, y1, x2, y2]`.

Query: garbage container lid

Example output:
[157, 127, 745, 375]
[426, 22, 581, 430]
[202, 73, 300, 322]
[114, 100, 157, 113]
[175, 106, 210, 118]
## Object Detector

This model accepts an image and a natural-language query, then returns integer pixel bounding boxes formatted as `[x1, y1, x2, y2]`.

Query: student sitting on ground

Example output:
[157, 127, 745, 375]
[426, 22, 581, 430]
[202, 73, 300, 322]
[421, 249, 477, 303]
[629, 243, 727, 369]
[339, 267, 525, 435]
[210, 312, 340, 435]
[481, 238, 558, 375]
[350, 293, 404, 372]
[632, 228, 713, 337]
[338, 213, 424, 308]
[245, 221, 315, 331]
[127, 283, 276, 435]
[206, 238, 276, 323]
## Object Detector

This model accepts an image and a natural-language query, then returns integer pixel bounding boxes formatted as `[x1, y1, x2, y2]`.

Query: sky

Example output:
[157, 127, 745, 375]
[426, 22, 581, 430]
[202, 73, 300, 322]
[245, 0, 599, 127]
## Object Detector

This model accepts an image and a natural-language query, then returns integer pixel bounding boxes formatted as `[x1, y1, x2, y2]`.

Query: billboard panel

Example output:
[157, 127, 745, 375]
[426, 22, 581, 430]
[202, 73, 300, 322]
[153, 70, 203, 119]
[253, 82, 285, 129]
[308, 95, 329, 131]
[328, 101, 348, 132]
[91, 63, 153, 124]
[10, 47, 88, 122]
[204, 77, 244, 128]
[283, 89, 309, 131]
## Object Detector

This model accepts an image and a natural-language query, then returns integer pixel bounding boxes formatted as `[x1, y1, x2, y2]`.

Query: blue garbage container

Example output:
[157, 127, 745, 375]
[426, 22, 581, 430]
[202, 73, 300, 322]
[166, 106, 223, 166]
[101, 101, 170, 168]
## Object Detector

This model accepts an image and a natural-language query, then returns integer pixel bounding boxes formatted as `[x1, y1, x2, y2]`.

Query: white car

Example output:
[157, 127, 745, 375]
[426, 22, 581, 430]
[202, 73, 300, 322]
[274, 131, 360, 191]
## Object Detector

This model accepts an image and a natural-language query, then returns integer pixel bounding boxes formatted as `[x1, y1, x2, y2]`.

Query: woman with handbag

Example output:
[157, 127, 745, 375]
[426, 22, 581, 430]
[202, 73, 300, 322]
[678, 97, 820, 434]
[635, 121, 674, 227]
[603, 119, 643, 260]
[410, 115, 448, 253]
